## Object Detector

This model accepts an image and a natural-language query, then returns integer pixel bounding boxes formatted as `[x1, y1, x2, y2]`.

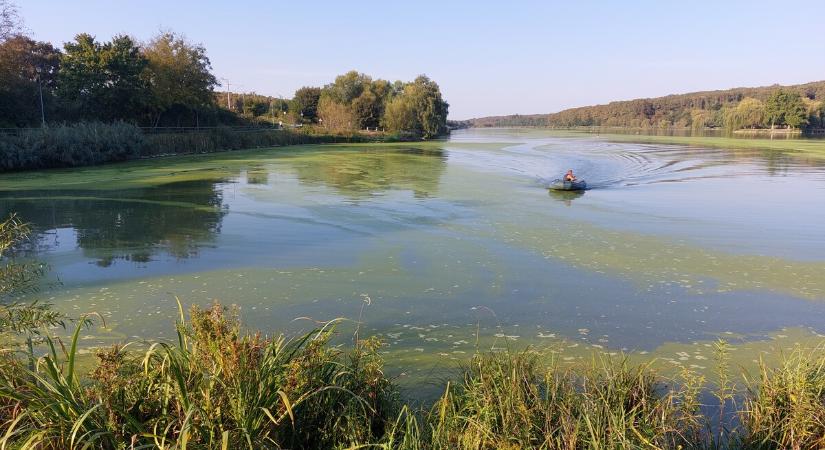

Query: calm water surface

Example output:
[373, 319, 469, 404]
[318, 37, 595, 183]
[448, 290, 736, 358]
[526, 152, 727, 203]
[2, 128, 825, 389]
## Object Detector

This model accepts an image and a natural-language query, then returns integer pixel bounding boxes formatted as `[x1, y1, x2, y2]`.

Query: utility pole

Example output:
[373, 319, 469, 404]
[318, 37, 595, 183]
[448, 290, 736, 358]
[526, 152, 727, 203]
[220, 77, 231, 109]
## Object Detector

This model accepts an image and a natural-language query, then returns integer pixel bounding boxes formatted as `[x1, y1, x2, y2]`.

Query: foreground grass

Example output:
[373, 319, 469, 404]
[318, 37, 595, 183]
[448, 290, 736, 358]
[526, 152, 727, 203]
[2, 303, 825, 449]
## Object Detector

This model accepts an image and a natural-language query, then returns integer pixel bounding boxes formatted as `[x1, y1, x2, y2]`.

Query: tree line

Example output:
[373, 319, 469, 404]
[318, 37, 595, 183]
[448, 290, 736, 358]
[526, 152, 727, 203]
[221, 71, 449, 138]
[0, 0, 448, 138]
[470, 81, 825, 132]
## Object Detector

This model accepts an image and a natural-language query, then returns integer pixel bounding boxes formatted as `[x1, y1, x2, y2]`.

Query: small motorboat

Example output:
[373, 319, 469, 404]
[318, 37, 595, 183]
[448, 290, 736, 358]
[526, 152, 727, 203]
[549, 179, 587, 191]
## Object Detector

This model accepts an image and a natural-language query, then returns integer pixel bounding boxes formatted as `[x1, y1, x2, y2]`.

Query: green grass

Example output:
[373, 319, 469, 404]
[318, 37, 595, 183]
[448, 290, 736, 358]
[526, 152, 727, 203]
[0, 303, 400, 449]
[3, 301, 825, 449]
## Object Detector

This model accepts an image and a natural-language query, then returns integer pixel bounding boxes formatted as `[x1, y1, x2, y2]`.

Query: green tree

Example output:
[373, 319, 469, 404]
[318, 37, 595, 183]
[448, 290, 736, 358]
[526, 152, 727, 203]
[383, 75, 449, 138]
[242, 96, 269, 117]
[724, 97, 765, 130]
[351, 89, 382, 129]
[815, 103, 825, 128]
[317, 95, 355, 131]
[291, 86, 321, 122]
[765, 90, 808, 129]
[0, 36, 60, 126]
[324, 70, 370, 104]
[142, 32, 217, 126]
[57, 34, 150, 122]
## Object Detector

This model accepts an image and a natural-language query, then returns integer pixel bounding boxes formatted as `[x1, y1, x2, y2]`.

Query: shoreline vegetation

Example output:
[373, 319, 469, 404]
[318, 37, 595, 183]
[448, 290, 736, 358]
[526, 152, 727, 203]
[0, 122, 420, 172]
[3, 217, 825, 449]
[4, 303, 825, 448]
[1, 0, 450, 172]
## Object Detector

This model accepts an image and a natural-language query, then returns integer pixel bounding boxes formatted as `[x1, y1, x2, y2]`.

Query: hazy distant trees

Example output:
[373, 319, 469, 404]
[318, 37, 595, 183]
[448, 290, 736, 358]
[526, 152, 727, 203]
[472, 81, 825, 133]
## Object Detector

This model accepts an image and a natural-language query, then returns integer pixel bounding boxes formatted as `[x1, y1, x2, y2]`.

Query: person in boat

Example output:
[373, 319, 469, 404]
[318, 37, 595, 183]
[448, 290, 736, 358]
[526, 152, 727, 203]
[564, 169, 577, 182]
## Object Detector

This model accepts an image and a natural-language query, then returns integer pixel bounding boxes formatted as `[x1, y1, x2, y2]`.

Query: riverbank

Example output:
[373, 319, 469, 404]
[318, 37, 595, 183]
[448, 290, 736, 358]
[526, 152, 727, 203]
[595, 132, 825, 157]
[2, 299, 824, 449]
[0, 122, 420, 173]
[492, 127, 825, 157]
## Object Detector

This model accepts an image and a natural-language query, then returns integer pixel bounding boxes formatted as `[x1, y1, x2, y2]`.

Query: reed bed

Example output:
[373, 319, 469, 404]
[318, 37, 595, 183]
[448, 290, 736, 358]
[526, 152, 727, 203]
[0, 123, 403, 172]
[2, 306, 825, 449]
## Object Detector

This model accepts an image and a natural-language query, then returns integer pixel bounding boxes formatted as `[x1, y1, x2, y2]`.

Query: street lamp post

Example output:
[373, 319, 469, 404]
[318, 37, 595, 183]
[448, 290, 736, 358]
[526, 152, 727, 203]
[36, 67, 45, 127]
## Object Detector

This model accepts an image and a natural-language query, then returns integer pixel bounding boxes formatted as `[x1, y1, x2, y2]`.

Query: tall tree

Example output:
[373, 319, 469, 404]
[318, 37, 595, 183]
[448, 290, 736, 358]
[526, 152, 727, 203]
[765, 90, 808, 129]
[317, 95, 355, 131]
[291, 86, 321, 122]
[0, 36, 60, 126]
[57, 34, 150, 122]
[383, 75, 448, 138]
[142, 32, 217, 126]
[324, 70, 370, 104]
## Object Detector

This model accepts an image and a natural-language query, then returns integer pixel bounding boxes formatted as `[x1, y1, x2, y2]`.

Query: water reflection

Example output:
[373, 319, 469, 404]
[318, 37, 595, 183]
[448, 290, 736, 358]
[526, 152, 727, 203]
[548, 188, 585, 206]
[2, 131, 825, 371]
[291, 148, 446, 199]
[0, 179, 227, 265]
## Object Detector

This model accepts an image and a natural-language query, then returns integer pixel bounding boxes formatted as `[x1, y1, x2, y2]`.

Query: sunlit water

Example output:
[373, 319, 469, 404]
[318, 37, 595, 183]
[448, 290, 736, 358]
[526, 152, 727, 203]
[2, 128, 825, 394]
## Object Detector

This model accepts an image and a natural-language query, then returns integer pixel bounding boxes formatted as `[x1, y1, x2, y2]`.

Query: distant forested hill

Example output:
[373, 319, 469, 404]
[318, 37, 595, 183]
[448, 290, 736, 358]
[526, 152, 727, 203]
[469, 80, 825, 131]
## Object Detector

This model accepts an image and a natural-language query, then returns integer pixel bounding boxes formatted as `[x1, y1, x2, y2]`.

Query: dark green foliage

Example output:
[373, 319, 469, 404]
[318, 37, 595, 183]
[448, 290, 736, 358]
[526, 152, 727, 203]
[0, 122, 144, 170]
[765, 90, 809, 129]
[292, 86, 322, 122]
[141, 127, 375, 157]
[57, 34, 151, 122]
[0, 122, 405, 172]
[0, 35, 60, 127]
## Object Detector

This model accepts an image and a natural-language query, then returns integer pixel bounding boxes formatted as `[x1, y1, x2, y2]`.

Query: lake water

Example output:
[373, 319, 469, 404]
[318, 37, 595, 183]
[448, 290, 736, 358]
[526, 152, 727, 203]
[2, 128, 825, 391]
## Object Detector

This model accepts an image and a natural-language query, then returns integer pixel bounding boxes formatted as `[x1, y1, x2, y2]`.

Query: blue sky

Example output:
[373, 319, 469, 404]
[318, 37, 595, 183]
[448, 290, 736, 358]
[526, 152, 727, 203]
[20, 0, 825, 119]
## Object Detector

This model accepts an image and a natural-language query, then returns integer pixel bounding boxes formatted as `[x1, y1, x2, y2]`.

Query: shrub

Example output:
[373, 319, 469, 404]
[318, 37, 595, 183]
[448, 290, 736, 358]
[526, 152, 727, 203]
[0, 302, 400, 449]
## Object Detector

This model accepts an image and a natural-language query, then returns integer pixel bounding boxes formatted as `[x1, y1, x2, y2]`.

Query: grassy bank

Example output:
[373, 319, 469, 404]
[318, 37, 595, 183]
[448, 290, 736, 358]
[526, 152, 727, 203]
[552, 129, 825, 157]
[600, 133, 825, 156]
[0, 122, 409, 172]
[3, 301, 825, 449]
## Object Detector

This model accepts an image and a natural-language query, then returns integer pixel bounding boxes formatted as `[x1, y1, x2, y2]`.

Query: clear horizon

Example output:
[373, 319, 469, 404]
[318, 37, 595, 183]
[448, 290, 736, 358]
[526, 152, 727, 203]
[21, 0, 825, 119]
